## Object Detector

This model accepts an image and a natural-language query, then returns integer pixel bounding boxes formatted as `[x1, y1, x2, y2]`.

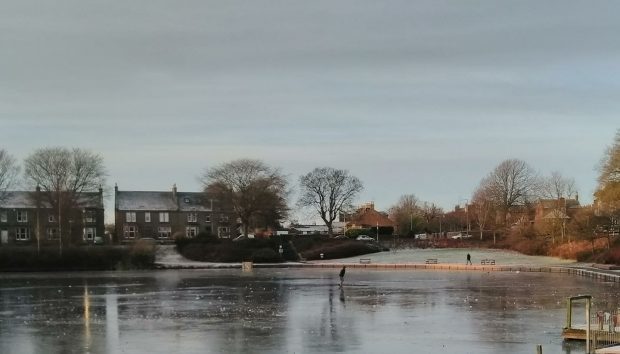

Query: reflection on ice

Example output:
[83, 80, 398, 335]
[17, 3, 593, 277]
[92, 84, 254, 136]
[0, 269, 618, 354]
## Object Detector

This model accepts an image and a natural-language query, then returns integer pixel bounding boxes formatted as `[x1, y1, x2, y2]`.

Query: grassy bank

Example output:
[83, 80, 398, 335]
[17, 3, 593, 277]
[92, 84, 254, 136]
[0, 241, 155, 271]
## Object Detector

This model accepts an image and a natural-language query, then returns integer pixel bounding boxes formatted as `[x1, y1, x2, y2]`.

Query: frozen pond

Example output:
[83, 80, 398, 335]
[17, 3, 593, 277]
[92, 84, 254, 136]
[1, 268, 618, 354]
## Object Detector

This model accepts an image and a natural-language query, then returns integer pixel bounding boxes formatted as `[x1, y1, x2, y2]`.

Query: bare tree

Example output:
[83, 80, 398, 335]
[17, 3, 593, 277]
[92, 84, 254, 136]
[420, 202, 442, 232]
[202, 159, 288, 237]
[471, 184, 494, 240]
[595, 129, 620, 223]
[298, 167, 363, 236]
[479, 159, 539, 224]
[541, 171, 577, 199]
[389, 194, 421, 236]
[0, 149, 20, 202]
[23, 147, 107, 253]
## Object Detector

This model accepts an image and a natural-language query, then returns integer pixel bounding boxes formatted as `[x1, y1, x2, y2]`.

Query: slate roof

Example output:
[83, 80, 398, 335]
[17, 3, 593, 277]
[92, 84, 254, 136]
[177, 192, 213, 212]
[0, 191, 103, 209]
[115, 191, 178, 211]
[115, 191, 212, 211]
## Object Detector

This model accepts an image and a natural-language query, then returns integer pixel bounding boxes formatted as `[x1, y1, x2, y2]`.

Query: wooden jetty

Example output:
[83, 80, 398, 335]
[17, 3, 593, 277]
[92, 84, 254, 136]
[562, 295, 620, 353]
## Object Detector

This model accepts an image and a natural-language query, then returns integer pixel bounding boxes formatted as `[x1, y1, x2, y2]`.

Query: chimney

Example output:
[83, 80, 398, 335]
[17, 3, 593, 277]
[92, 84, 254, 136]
[114, 183, 118, 194]
[575, 192, 579, 203]
[172, 184, 177, 200]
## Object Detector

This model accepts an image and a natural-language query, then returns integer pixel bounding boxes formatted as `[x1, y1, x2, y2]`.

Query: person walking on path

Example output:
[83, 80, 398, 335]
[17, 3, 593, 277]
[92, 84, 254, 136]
[466, 253, 472, 265]
[339, 266, 346, 287]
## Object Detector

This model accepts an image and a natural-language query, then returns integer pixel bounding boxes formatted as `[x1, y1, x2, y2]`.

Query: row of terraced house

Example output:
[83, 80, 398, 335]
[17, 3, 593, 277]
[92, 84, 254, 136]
[0, 184, 235, 246]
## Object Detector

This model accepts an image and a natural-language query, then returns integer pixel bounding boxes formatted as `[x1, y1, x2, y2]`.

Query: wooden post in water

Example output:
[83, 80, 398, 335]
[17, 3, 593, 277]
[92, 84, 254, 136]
[586, 296, 591, 354]
[566, 298, 572, 329]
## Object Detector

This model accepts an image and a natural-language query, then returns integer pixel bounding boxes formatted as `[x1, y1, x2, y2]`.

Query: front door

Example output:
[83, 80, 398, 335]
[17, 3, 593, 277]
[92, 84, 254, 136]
[1, 230, 8, 244]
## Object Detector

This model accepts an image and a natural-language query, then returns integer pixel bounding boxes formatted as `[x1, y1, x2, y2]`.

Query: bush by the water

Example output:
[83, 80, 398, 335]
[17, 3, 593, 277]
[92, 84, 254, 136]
[0, 244, 155, 271]
[175, 235, 297, 263]
[292, 235, 384, 260]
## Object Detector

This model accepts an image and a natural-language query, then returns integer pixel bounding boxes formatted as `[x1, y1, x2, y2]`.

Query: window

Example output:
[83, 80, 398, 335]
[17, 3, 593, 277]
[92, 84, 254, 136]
[48, 214, 56, 223]
[83, 227, 96, 240]
[217, 226, 229, 237]
[187, 213, 197, 223]
[17, 211, 28, 223]
[159, 212, 169, 223]
[84, 211, 96, 223]
[144, 212, 151, 222]
[158, 226, 171, 238]
[16, 227, 30, 241]
[126, 212, 136, 223]
[184, 198, 190, 204]
[220, 214, 229, 222]
[205, 214, 211, 223]
[0, 211, 7, 223]
[124, 225, 137, 238]
[186, 226, 198, 238]
[47, 227, 59, 240]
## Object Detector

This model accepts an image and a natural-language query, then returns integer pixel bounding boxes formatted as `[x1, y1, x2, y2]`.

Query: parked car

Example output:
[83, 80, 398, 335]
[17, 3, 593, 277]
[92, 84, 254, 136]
[451, 233, 472, 240]
[415, 233, 427, 240]
[93, 236, 104, 245]
[356, 235, 375, 241]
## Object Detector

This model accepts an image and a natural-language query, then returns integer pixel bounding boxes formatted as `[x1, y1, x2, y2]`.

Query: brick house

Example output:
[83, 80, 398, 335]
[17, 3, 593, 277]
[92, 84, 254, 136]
[114, 184, 233, 242]
[346, 202, 395, 233]
[534, 197, 581, 225]
[0, 187, 105, 246]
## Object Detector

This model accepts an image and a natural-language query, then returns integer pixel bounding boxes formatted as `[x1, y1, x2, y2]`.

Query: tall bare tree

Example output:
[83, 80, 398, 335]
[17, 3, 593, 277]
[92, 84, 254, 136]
[389, 194, 421, 236]
[471, 184, 494, 240]
[541, 171, 577, 200]
[298, 167, 363, 236]
[202, 159, 288, 237]
[23, 147, 107, 253]
[595, 129, 620, 222]
[0, 149, 20, 202]
[479, 159, 539, 225]
[420, 202, 442, 232]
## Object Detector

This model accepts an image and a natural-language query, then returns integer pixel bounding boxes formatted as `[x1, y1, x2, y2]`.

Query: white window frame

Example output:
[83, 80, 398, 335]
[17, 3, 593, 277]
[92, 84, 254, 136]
[126, 212, 136, 223]
[0, 211, 7, 223]
[144, 212, 151, 223]
[158, 226, 171, 238]
[48, 214, 56, 223]
[83, 227, 96, 241]
[159, 212, 169, 223]
[205, 214, 211, 223]
[16, 227, 30, 241]
[47, 227, 59, 240]
[124, 225, 137, 239]
[186, 226, 198, 238]
[17, 211, 28, 223]
[187, 213, 197, 223]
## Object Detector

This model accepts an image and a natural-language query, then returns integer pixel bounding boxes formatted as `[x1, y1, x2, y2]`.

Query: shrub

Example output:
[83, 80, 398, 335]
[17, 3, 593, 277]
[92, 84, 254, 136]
[251, 248, 279, 262]
[0, 245, 155, 271]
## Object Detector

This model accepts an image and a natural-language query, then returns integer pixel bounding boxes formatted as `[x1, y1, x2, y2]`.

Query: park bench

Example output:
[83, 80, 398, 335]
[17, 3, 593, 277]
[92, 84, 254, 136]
[425, 258, 438, 264]
[480, 259, 496, 265]
[359, 258, 371, 264]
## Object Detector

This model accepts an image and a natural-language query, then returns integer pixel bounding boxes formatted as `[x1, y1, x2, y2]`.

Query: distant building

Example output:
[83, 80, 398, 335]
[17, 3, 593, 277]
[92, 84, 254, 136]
[534, 196, 581, 226]
[346, 202, 395, 233]
[291, 224, 329, 235]
[0, 187, 104, 246]
[114, 184, 233, 242]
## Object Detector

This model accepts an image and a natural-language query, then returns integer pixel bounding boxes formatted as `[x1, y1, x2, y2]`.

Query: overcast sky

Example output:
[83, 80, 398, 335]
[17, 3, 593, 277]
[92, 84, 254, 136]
[2, 0, 619, 222]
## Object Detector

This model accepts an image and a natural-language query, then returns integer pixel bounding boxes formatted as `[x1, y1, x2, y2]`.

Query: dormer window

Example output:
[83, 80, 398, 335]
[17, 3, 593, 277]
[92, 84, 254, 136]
[184, 198, 190, 204]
